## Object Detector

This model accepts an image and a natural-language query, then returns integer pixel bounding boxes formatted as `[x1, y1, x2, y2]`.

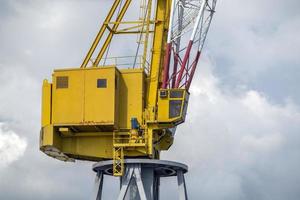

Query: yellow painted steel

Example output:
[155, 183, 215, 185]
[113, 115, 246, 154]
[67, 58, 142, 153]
[40, 0, 187, 176]
[40, 67, 148, 161]
[94, 0, 132, 67]
[157, 89, 189, 125]
[52, 69, 84, 124]
[145, 0, 171, 158]
[136, 0, 153, 70]
[146, 0, 171, 120]
[113, 146, 124, 176]
[84, 67, 119, 126]
[41, 80, 51, 127]
[50, 66, 145, 130]
[81, 0, 122, 68]
[40, 125, 57, 148]
[52, 67, 119, 126]
[118, 69, 145, 129]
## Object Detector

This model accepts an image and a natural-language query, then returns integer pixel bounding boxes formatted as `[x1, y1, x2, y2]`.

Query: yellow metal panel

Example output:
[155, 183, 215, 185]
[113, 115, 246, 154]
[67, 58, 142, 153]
[41, 79, 52, 127]
[61, 136, 113, 159]
[84, 67, 119, 125]
[39, 0, 177, 171]
[59, 134, 147, 161]
[157, 97, 169, 121]
[52, 69, 84, 124]
[119, 69, 144, 129]
[41, 128, 148, 161]
[59, 133, 149, 160]
[40, 125, 61, 148]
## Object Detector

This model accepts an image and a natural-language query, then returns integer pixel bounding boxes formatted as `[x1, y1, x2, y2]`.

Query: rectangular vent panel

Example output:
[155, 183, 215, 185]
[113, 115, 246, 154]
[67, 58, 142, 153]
[56, 76, 69, 89]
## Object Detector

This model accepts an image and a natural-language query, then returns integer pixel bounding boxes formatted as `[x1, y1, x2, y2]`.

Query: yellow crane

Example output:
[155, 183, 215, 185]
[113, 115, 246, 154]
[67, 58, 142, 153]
[40, 0, 217, 177]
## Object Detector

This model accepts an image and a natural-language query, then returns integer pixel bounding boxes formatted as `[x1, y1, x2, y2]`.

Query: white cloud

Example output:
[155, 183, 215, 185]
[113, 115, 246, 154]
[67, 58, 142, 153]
[0, 123, 27, 168]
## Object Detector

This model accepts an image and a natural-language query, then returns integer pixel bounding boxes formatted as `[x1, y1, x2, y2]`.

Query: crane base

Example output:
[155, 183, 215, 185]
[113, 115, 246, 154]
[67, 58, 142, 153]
[92, 159, 189, 200]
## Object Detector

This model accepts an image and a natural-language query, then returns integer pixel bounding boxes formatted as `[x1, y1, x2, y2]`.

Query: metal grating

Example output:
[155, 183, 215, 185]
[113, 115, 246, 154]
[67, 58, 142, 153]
[56, 76, 69, 89]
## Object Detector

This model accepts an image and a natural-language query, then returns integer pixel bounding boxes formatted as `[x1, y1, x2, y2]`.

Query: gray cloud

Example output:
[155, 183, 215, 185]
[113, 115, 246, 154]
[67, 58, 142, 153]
[0, 123, 27, 168]
[0, 0, 300, 199]
[163, 58, 300, 199]
[208, 0, 300, 103]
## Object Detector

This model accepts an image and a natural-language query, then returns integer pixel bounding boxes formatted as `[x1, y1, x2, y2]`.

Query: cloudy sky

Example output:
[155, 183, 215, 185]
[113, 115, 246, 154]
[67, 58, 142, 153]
[0, 0, 300, 199]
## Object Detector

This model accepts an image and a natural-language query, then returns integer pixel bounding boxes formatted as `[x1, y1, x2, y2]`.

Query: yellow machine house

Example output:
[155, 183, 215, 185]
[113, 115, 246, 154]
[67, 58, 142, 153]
[41, 66, 148, 158]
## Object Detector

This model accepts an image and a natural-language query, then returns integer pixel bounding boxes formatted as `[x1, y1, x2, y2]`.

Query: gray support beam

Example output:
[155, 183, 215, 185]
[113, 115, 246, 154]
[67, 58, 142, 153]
[177, 170, 188, 200]
[133, 165, 147, 200]
[92, 172, 104, 200]
[118, 167, 134, 200]
[153, 176, 160, 200]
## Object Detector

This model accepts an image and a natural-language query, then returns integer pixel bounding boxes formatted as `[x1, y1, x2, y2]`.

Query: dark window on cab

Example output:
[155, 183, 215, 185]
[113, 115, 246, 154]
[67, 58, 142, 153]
[97, 79, 107, 88]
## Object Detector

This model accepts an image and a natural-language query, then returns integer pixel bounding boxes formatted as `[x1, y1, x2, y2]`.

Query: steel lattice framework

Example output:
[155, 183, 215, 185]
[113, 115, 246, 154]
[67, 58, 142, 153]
[162, 0, 217, 90]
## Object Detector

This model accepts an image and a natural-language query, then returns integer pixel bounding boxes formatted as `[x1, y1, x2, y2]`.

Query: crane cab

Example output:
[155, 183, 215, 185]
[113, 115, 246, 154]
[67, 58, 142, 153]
[157, 89, 189, 126]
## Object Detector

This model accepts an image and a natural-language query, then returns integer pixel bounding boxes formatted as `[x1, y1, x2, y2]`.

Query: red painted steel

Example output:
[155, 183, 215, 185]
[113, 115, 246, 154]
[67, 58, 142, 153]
[175, 40, 193, 88]
[171, 49, 179, 88]
[162, 43, 172, 89]
[186, 51, 201, 90]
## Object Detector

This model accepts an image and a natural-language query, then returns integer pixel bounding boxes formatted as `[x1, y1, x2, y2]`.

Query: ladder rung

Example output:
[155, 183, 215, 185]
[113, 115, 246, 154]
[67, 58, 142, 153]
[114, 143, 146, 147]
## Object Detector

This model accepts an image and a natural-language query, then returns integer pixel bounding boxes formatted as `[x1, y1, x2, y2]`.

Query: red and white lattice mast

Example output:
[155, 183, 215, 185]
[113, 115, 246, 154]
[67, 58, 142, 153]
[162, 0, 217, 90]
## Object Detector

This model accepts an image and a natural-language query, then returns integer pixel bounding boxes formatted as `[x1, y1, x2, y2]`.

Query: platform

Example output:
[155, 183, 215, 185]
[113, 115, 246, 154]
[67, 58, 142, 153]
[92, 159, 189, 200]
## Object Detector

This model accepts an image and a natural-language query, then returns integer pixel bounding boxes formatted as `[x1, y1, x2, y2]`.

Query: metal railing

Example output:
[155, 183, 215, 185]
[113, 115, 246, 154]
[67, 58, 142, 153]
[99, 55, 151, 74]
